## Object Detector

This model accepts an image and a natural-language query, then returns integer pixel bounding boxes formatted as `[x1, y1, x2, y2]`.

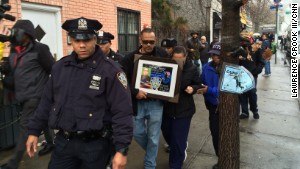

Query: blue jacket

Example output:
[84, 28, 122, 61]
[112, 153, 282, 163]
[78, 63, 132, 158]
[201, 61, 219, 105]
[28, 46, 133, 150]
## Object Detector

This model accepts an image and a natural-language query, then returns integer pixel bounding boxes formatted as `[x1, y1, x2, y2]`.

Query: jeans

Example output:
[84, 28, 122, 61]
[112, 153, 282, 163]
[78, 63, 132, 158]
[161, 116, 191, 169]
[133, 100, 163, 169]
[264, 60, 271, 75]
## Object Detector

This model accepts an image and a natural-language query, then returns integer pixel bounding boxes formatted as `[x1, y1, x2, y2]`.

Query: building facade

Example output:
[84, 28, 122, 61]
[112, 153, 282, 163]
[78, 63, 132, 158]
[5, 0, 151, 59]
[170, 0, 221, 44]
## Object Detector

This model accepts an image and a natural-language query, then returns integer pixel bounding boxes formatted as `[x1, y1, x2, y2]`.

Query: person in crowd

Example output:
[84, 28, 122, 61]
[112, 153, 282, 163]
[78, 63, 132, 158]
[186, 31, 202, 73]
[161, 38, 177, 56]
[199, 36, 210, 65]
[210, 36, 219, 49]
[26, 17, 133, 169]
[239, 41, 265, 119]
[197, 42, 221, 169]
[0, 20, 55, 169]
[121, 28, 168, 169]
[97, 31, 123, 63]
[261, 34, 271, 77]
[161, 46, 201, 169]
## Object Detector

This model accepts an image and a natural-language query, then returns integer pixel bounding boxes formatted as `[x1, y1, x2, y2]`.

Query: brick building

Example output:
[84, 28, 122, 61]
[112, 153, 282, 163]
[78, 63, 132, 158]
[4, 0, 151, 59]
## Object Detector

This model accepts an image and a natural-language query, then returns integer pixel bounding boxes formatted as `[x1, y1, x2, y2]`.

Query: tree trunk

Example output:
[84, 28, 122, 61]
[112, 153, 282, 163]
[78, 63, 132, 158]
[219, 0, 241, 169]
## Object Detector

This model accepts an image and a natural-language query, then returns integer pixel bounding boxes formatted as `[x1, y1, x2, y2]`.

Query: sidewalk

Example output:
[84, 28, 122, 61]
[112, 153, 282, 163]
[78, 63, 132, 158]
[0, 50, 299, 169]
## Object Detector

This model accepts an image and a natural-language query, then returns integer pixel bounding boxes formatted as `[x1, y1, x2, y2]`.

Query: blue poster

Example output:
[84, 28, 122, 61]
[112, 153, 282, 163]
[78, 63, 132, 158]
[219, 63, 255, 94]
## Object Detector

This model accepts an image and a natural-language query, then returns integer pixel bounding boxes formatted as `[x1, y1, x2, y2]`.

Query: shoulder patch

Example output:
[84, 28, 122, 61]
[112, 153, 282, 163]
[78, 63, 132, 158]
[117, 72, 128, 89]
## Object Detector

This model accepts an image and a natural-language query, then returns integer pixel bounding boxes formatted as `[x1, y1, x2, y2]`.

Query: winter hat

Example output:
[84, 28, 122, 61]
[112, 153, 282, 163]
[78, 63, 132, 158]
[12, 20, 36, 39]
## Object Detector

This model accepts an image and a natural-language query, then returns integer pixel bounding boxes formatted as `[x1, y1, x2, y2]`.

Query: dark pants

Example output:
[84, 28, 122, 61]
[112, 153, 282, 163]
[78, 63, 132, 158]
[161, 116, 192, 169]
[205, 102, 219, 156]
[239, 77, 258, 116]
[48, 131, 112, 169]
[6, 99, 40, 169]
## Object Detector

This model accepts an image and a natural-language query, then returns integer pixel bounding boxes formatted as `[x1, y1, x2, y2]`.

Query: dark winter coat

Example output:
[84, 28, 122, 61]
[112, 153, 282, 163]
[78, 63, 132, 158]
[27, 46, 133, 150]
[163, 60, 201, 118]
[199, 42, 210, 64]
[107, 49, 123, 63]
[121, 46, 169, 115]
[3, 41, 55, 102]
[239, 46, 265, 78]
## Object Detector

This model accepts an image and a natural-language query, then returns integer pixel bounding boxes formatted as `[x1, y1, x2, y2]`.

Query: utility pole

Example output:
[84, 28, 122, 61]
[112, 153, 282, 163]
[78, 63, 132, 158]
[275, 4, 278, 64]
[218, 0, 247, 168]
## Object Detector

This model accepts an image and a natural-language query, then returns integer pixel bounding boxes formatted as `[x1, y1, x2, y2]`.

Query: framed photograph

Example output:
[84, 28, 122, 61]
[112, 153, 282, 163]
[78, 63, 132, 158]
[132, 55, 182, 103]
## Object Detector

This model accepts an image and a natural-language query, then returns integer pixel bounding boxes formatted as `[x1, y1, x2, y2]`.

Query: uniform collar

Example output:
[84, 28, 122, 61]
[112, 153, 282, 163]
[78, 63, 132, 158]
[64, 46, 104, 69]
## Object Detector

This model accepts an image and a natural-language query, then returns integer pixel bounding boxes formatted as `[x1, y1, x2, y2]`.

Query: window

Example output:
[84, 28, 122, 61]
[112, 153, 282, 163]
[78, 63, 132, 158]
[117, 8, 140, 54]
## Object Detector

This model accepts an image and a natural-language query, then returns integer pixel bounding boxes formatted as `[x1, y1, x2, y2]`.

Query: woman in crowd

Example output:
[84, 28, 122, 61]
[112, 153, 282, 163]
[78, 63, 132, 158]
[161, 46, 202, 169]
[197, 42, 221, 169]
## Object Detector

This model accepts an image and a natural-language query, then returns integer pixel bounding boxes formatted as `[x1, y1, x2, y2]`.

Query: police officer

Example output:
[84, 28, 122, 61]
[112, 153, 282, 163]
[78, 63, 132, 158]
[98, 31, 123, 63]
[26, 17, 133, 169]
[161, 38, 177, 56]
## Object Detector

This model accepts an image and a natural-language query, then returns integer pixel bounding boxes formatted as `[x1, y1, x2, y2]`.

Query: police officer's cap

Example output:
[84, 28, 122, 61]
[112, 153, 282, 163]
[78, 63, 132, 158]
[161, 38, 177, 48]
[97, 31, 114, 44]
[62, 17, 103, 40]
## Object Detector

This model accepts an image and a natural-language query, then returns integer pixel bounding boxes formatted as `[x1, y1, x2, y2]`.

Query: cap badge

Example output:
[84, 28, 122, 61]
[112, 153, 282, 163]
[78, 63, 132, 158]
[78, 18, 88, 30]
[163, 41, 167, 46]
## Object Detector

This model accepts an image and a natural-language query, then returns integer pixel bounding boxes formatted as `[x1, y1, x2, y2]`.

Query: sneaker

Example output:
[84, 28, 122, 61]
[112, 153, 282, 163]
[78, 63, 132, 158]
[239, 114, 249, 119]
[164, 143, 170, 153]
[184, 142, 188, 162]
[263, 74, 271, 77]
[253, 113, 260, 119]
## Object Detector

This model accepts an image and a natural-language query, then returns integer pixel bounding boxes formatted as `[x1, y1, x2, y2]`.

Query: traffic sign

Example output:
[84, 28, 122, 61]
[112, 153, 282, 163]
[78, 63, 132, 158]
[270, 4, 283, 9]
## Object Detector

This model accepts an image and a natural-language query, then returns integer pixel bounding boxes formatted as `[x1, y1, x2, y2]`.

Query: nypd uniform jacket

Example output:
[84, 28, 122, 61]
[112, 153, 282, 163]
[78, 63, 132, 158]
[28, 46, 133, 150]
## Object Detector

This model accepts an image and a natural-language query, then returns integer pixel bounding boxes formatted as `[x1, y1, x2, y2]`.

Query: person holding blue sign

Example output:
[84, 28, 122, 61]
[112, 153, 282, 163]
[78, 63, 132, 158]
[197, 42, 221, 169]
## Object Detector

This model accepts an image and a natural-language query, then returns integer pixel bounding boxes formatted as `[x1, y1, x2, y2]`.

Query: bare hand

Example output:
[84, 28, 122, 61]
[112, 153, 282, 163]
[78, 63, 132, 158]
[239, 55, 244, 60]
[136, 90, 147, 99]
[197, 84, 208, 94]
[26, 135, 38, 158]
[190, 49, 195, 52]
[112, 152, 127, 169]
[185, 86, 194, 94]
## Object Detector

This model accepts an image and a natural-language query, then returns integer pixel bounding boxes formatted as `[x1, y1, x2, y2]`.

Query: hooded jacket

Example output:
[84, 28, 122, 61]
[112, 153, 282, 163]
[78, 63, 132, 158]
[163, 60, 201, 118]
[3, 41, 55, 102]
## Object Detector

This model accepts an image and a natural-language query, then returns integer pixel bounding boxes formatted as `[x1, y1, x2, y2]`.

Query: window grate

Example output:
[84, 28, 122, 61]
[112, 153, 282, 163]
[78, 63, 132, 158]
[117, 8, 140, 54]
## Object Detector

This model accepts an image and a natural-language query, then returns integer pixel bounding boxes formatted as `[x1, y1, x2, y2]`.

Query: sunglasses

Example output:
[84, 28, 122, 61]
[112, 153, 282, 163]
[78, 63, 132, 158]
[142, 40, 155, 45]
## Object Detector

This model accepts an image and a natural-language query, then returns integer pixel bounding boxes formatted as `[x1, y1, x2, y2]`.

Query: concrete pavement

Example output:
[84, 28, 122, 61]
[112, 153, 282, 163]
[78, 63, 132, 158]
[0, 50, 299, 169]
